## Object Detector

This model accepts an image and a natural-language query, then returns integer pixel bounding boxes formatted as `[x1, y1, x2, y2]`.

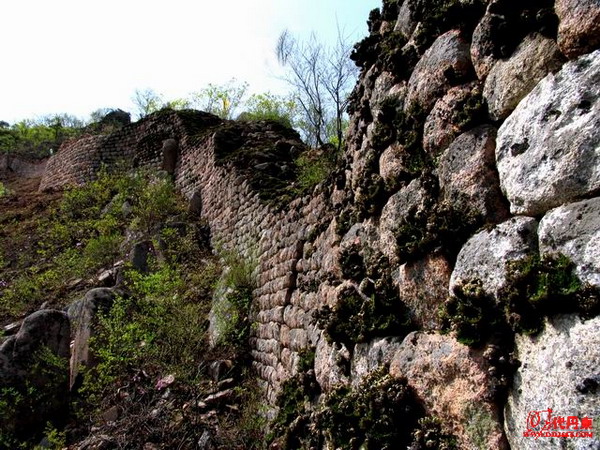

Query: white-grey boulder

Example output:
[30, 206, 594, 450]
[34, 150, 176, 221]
[504, 314, 600, 450]
[450, 217, 538, 299]
[496, 50, 600, 216]
[539, 197, 600, 288]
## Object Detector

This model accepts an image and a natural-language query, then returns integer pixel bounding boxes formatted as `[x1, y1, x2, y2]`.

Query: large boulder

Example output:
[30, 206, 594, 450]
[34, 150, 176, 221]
[68, 288, 117, 389]
[390, 332, 509, 450]
[483, 33, 564, 121]
[555, 0, 600, 59]
[538, 197, 600, 288]
[496, 50, 600, 216]
[438, 125, 509, 225]
[0, 310, 70, 436]
[504, 314, 600, 450]
[405, 30, 474, 113]
[470, 7, 503, 80]
[423, 81, 483, 157]
[351, 337, 402, 385]
[314, 333, 350, 392]
[450, 217, 538, 299]
[394, 0, 417, 39]
[394, 253, 452, 330]
[378, 178, 430, 265]
[0, 310, 70, 381]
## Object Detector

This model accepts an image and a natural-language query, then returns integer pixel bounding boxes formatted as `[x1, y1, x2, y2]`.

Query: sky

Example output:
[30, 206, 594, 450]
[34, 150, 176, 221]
[0, 0, 381, 123]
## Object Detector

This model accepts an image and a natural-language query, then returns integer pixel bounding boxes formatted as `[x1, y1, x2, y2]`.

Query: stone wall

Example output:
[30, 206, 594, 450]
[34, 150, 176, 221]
[37, 0, 600, 448]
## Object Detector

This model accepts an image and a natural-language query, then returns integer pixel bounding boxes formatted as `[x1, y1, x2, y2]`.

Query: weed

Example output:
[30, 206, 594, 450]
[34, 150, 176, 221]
[0, 346, 69, 447]
[0, 182, 10, 197]
[212, 250, 256, 351]
[295, 152, 335, 191]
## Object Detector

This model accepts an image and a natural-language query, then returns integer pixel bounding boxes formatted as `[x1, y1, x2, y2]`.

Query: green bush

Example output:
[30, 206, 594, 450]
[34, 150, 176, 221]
[213, 251, 256, 351]
[0, 182, 9, 197]
[295, 150, 338, 191]
[0, 346, 69, 447]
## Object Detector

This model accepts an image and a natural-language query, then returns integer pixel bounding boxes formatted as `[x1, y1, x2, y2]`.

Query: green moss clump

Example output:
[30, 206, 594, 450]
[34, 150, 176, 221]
[454, 89, 487, 130]
[335, 206, 358, 237]
[339, 244, 366, 281]
[410, 417, 458, 450]
[269, 348, 320, 449]
[319, 281, 413, 348]
[270, 364, 459, 450]
[319, 369, 423, 450]
[441, 255, 600, 348]
[441, 280, 506, 347]
[391, 179, 482, 264]
[500, 255, 599, 334]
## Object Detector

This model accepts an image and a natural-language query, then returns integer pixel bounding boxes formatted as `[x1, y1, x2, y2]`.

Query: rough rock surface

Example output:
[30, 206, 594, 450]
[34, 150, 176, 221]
[0, 310, 70, 433]
[314, 334, 350, 393]
[470, 7, 501, 79]
[379, 178, 430, 264]
[0, 310, 70, 382]
[161, 138, 178, 174]
[351, 337, 402, 385]
[484, 33, 564, 121]
[438, 125, 508, 224]
[505, 314, 600, 450]
[390, 332, 508, 450]
[496, 50, 600, 216]
[450, 217, 538, 298]
[394, 253, 452, 330]
[555, 0, 600, 58]
[370, 72, 405, 116]
[379, 143, 409, 188]
[68, 288, 117, 388]
[405, 30, 474, 113]
[394, 0, 417, 39]
[538, 197, 600, 288]
[423, 82, 481, 156]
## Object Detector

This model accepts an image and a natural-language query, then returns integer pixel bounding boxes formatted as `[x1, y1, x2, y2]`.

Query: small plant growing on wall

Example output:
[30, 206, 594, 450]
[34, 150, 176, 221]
[211, 249, 257, 352]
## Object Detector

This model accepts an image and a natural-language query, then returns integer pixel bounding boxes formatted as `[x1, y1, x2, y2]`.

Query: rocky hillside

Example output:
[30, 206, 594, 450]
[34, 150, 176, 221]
[1, 0, 599, 448]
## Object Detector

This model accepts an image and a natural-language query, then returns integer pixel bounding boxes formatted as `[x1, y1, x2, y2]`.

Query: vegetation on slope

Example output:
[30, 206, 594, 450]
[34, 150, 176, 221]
[0, 169, 265, 449]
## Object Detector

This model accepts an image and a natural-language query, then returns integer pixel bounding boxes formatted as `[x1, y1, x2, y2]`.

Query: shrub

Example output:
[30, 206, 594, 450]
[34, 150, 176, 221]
[212, 250, 256, 351]
[295, 150, 338, 191]
[0, 182, 9, 197]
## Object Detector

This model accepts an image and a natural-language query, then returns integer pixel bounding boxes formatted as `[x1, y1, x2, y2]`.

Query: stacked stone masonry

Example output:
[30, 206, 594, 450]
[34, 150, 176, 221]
[38, 1, 600, 448]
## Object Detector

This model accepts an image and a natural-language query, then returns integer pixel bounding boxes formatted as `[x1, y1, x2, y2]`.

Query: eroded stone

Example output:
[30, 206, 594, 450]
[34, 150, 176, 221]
[539, 197, 600, 288]
[450, 217, 538, 299]
[505, 314, 600, 450]
[496, 50, 600, 216]
[484, 33, 564, 121]
[390, 332, 508, 450]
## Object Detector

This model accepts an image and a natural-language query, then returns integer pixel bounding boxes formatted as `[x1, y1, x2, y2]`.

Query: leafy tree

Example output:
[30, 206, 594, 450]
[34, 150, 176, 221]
[188, 79, 249, 119]
[132, 88, 165, 119]
[276, 27, 357, 150]
[0, 115, 84, 158]
[237, 92, 297, 128]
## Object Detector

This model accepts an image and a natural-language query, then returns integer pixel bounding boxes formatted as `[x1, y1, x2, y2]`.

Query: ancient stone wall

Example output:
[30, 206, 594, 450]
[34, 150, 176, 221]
[37, 0, 600, 447]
